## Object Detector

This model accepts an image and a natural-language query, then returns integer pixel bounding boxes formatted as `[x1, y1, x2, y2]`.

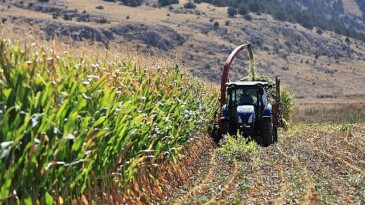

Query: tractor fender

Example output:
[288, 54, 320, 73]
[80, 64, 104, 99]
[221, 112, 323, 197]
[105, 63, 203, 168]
[222, 104, 229, 118]
[263, 104, 272, 117]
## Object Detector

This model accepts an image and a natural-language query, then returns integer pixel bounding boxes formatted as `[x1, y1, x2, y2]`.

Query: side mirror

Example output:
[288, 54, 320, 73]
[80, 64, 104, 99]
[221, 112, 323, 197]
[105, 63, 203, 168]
[268, 84, 273, 89]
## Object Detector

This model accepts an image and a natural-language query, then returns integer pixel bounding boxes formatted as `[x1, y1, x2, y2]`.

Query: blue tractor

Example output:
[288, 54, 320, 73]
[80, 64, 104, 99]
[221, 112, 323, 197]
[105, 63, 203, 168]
[215, 44, 282, 146]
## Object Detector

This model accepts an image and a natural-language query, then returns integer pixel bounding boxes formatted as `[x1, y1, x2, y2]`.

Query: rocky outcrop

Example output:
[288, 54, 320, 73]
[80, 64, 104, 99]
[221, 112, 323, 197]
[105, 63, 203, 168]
[110, 24, 186, 50]
[40, 21, 186, 51]
[43, 22, 114, 42]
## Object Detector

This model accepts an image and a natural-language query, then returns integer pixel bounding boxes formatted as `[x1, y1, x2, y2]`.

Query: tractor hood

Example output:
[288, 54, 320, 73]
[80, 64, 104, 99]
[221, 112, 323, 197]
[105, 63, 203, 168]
[237, 105, 255, 125]
[237, 105, 255, 114]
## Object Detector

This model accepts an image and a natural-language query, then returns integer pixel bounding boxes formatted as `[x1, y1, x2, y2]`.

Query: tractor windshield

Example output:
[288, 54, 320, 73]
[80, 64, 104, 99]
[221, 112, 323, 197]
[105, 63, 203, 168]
[230, 87, 257, 106]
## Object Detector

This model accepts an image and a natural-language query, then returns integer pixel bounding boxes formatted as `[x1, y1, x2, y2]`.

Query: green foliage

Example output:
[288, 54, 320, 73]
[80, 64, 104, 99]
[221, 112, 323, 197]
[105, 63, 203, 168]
[184, 1, 196, 9]
[340, 123, 354, 135]
[217, 134, 260, 163]
[316, 28, 323, 35]
[227, 7, 237, 17]
[0, 37, 218, 203]
[238, 4, 248, 15]
[280, 85, 296, 128]
[240, 46, 296, 127]
[213, 21, 219, 28]
[244, 14, 252, 21]
[158, 0, 179, 7]
[120, 0, 144, 7]
[247, 46, 256, 80]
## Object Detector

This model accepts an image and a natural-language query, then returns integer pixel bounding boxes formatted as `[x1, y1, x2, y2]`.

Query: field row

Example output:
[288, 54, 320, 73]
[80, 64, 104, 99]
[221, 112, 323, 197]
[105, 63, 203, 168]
[166, 123, 365, 204]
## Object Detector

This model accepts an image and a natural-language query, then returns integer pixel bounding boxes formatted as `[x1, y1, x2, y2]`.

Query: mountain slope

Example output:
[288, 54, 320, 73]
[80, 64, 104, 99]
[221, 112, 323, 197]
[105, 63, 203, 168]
[0, 0, 364, 99]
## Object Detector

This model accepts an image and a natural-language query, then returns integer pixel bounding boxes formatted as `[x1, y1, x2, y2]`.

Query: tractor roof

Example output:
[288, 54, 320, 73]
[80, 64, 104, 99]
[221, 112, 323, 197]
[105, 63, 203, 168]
[226, 81, 269, 86]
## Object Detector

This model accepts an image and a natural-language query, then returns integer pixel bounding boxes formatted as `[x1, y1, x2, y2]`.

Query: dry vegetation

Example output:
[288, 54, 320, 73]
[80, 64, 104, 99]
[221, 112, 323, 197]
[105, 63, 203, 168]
[165, 121, 365, 204]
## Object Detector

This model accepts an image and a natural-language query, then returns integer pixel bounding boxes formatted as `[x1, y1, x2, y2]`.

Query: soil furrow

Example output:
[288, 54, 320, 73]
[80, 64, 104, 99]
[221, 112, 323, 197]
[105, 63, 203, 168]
[165, 124, 365, 204]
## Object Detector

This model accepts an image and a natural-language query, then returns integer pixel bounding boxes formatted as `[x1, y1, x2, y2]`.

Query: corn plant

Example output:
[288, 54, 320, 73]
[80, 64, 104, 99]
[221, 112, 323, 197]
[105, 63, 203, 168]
[0, 37, 218, 204]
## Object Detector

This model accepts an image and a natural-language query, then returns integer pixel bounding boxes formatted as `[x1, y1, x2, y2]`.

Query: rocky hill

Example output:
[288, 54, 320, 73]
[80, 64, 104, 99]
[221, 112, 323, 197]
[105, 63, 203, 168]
[0, 0, 364, 99]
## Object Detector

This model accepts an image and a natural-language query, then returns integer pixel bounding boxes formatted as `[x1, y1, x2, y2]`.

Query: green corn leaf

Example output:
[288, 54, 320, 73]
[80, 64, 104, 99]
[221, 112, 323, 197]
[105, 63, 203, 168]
[45, 191, 53, 205]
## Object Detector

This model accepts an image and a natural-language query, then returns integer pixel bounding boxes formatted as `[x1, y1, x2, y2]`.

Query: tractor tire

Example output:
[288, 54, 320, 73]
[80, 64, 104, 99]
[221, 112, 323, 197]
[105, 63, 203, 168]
[215, 120, 229, 144]
[273, 126, 278, 143]
[261, 118, 274, 147]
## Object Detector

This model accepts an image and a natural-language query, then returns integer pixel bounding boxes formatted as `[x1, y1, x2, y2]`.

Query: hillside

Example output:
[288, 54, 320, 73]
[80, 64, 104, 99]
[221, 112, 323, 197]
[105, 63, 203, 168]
[1, 0, 365, 99]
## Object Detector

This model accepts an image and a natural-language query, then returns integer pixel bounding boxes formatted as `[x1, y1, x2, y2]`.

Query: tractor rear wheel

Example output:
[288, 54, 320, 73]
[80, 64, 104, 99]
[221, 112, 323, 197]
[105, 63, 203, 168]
[215, 120, 229, 143]
[273, 126, 278, 143]
[261, 118, 274, 147]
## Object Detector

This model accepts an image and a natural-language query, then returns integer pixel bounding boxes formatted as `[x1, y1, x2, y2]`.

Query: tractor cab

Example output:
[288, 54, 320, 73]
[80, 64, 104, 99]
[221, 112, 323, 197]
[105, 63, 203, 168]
[222, 81, 272, 136]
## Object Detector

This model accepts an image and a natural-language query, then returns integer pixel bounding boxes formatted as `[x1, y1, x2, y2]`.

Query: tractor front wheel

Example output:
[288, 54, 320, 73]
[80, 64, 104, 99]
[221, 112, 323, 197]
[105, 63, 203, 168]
[261, 118, 274, 147]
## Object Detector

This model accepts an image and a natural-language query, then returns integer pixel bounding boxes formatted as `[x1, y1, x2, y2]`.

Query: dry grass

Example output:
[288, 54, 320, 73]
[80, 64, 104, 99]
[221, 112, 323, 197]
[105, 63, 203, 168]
[166, 123, 365, 204]
[295, 96, 365, 124]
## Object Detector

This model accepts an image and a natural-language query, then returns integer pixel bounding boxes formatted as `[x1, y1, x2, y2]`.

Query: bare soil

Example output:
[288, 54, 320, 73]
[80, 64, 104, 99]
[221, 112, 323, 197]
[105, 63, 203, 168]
[164, 123, 365, 204]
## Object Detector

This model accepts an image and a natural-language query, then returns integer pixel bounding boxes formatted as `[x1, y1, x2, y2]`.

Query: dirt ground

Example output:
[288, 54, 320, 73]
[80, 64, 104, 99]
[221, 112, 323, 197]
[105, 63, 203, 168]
[164, 123, 365, 204]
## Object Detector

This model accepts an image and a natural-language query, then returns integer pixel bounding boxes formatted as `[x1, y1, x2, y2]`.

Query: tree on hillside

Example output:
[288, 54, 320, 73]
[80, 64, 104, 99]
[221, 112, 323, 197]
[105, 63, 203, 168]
[158, 0, 179, 7]
[213, 21, 219, 28]
[274, 11, 286, 21]
[184, 1, 197, 9]
[249, 2, 261, 13]
[121, 0, 144, 7]
[227, 7, 237, 17]
[238, 4, 248, 15]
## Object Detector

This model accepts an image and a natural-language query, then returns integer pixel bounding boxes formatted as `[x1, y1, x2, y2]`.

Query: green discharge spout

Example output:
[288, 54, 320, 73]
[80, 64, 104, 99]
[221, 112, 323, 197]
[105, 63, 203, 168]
[248, 46, 256, 81]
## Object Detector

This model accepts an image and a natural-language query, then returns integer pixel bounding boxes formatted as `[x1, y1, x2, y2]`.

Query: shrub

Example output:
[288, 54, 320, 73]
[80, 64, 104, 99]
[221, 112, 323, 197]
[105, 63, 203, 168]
[345, 37, 351, 44]
[158, 0, 179, 7]
[213, 21, 219, 28]
[238, 4, 247, 15]
[184, 1, 196, 9]
[97, 17, 108, 23]
[244, 14, 252, 21]
[121, 0, 144, 7]
[227, 7, 237, 17]
[96, 5, 104, 9]
[316, 28, 323, 35]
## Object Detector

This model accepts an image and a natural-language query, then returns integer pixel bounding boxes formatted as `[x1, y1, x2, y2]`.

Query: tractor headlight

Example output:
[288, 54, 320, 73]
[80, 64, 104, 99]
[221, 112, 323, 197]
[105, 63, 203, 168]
[248, 114, 253, 123]
[237, 116, 242, 124]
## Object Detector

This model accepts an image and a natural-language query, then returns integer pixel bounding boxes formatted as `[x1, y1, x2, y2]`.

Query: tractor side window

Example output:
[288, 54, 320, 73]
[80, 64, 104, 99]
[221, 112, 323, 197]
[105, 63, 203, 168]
[235, 89, 242, 105]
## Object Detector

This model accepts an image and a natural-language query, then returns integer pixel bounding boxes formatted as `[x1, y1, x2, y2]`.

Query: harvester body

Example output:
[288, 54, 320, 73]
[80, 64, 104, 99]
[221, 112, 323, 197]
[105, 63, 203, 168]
[215, 44, 282, 146]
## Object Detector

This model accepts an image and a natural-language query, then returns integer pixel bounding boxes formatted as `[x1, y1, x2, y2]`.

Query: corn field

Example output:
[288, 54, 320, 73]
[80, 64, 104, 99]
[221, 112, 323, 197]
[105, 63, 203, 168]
[0, 37, 218, 204]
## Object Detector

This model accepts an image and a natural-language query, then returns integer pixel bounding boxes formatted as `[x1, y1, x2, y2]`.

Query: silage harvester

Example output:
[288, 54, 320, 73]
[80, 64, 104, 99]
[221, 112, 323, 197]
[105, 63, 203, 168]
[214, 44, 283, 146]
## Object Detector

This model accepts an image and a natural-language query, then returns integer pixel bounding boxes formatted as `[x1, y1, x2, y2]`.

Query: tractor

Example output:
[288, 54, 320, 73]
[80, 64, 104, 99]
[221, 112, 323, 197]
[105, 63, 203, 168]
[214, 44, 282, 147]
